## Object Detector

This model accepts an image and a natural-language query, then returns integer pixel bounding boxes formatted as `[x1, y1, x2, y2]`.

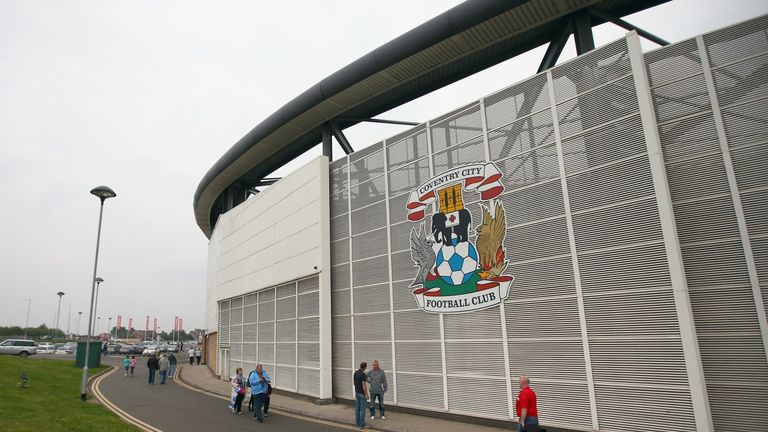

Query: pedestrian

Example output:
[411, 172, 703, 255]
[354, 362, 369, 429]
[168, 352, 177, 379]
[366, 359, 388, 420]
[515, 375, 539, 432]
[231, 367, 246, 415]
[188, 346, 195, 365]
[249, 364, 271, 423]
[196, 346, 202, 365]
[158, 354, 170, 384]
[123, 355, 130, 377]
[147, 354, 159, 385]
[129, 355, 136, 376]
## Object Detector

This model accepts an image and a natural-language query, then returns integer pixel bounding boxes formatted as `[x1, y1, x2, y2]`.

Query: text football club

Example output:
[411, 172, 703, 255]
[407, 162, 513, 313]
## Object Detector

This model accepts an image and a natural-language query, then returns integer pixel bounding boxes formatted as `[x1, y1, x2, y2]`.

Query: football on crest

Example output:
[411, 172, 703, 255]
[435, 237, 479, 285]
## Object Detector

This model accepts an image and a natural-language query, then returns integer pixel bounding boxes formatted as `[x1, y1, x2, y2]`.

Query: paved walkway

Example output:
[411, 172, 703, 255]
[177, 364, 516, 432]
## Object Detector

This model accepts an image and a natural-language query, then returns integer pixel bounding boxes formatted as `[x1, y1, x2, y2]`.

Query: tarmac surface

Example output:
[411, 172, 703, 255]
[38, 353, 530, 432]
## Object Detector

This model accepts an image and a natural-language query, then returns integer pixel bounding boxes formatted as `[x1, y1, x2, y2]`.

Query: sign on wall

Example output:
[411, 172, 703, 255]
[406, 163, 513, 313]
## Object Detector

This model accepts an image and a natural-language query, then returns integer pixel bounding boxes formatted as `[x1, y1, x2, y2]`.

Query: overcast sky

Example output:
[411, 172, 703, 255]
[1, 0, 766, 334]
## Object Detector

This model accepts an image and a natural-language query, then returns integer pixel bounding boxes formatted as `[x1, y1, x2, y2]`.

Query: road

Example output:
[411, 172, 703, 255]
[94, 355, 352, 432]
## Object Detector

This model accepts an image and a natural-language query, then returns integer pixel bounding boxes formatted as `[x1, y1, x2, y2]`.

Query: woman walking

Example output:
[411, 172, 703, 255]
[129, 355, 136, 376]
[231, 367, 246, 415]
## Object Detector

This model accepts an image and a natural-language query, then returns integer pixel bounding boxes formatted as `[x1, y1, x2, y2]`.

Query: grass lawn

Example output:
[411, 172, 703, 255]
[0, 356, 140, 432]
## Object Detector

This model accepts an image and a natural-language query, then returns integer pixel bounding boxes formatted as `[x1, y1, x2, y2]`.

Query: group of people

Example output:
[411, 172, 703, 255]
[139, 352, 178, 385]
[229, 364, 272, 423]
[187, 346, 202, 365]
[352, 360, 388, 429]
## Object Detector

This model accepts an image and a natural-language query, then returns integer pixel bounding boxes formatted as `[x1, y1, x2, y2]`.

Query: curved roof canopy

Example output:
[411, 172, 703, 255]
[194, 0, 667, 238]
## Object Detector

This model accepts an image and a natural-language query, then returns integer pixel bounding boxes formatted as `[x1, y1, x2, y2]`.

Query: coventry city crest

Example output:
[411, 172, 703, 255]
[407, 162, 513, 313]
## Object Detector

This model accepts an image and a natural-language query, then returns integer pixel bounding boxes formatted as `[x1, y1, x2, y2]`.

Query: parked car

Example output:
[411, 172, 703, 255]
[0, 339, 37, 357]
[118, 345, 133, 355]
[37, 342, 55, 354]
[142, 345, 158, 356]
[106, 344, 120, 355]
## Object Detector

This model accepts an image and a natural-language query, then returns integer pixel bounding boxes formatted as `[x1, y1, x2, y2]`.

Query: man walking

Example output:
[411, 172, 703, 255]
[146, 354, 159, 385]
[515, 375, 539, 432]
[188, 346, 195, 365]
[168, 352, 177, 379]
[366, 360, 388, 420]
[195, 346, 202, 365]
[249, 364, 271, 423]
[354, 362, 369, 429]
[158, 354, 170, 384]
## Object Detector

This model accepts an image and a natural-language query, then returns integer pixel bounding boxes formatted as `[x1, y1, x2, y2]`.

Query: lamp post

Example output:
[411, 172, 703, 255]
[92, 277, 104, 331]
[77, 312, 83, 338]
[55, 292, 65, 339]
[24, 299, 31, 339]
[66, 304, 72, 338]
[107, 317, 112, 340]
[80, 185, 116, 402]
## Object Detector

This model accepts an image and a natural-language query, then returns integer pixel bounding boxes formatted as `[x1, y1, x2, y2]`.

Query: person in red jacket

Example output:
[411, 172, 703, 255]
[515, 375, 538, 431]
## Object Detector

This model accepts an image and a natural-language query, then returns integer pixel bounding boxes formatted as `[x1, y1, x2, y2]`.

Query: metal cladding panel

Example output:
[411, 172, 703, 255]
[447, 376, 508, 419]
[432, 136, 486, 173]
[276, 320, 296, 342]
[276, 297, 296, 320]
[386, 130, 428, 169]
[742, 189, 768, 237]
[298, 318, 319, 342]
[507, 256, 576, 299]
[276, 365, 296, 391]
[332, 367, 351, 398]
[731, 143, 768, 190]
[298, 367, 320, 397]
[298, 343, 320, 368]
[704, 15, 768, 67]
[505, 297, 582, 339]
[351, 227, 388, 260]
[525, 380, 592, 430]
[572, 198, 663, 252]
[508, 340, 586, 380]
[388, 158, 430, 197]
[645, 38, 701, 87]
[395, 341, 443, 373]
[276, 343, 296, 366]
[430, 104, 483, 153]
[331, 263, 350, 290]
[394, 309, 441, 341]
[561, 114, 646, 172]
[713, 53, 768, 107]
[331, 288, 351, 317]
[658, 113, 720, 161]
[495, 143, 560, 190]
[484, 73, 550, 132]
[297, 291, 319, 318]
[722, 99, 768, 148]
[330, 215, 349, 241]
[394, 372, 444, 411]
[652, 74, 710, 123]
[331, 239, 349, 266]
[594, 385, 696, 432]
[566, 156, 655, 212]
[443, 307, 502, 340]
[353, 342, 392, 373]
[353, 313, 392, 342]
[352, 283, 390, 314]
[498, 179, 564, 226]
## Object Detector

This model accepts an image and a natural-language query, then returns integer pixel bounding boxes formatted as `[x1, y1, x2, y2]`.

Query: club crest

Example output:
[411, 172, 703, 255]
[407, 163, 513, 313]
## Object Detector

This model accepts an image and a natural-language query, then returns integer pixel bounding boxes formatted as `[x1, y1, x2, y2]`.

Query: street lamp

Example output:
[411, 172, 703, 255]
[92, 277, 104, 331]
[55, 292, 65, 339]
[81, 185, 116, 402]
[66, 304, 72, 339]
[77, 312, 83, 338]
[24, 299, 31, 339]
[107, 317, 112, 340]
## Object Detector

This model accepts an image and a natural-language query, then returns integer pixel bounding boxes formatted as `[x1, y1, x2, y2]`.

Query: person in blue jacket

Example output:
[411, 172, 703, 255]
[249, 364, 271, 423]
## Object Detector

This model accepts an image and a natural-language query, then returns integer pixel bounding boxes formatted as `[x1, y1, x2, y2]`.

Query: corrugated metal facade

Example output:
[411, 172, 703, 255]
[218, 275, 321, 397]
[327, 16, 767, 432]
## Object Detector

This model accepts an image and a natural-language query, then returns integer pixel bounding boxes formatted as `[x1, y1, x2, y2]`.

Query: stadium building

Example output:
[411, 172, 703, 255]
[195, 2, 768, 431]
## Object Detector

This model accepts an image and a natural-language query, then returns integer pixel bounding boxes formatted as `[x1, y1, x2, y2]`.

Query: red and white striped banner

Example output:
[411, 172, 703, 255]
[116, 315, 122, 329]
[128, 318, 133, 331]
[145, 316, 149, 332]
[153, 318, 157, 334]
[179, 318, 183, 331]
[406, 163, 504, 222]
[174, 316, 179, 331]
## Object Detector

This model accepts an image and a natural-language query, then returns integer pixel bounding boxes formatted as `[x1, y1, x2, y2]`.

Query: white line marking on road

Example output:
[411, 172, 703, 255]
[92, 366, 163, 432]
